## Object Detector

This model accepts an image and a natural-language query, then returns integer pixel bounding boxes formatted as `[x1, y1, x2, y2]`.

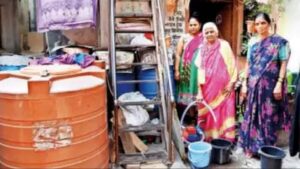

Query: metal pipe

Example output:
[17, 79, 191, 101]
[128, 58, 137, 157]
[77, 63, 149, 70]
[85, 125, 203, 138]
[156, 0, 175, 103]
[154, 0, 175, 164]
[109, 0, 119, 165]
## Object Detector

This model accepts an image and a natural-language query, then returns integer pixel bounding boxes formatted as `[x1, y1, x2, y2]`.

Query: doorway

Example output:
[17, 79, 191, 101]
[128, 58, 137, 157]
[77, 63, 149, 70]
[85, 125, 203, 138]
[188, 0, 244, 56]
[190, 0, 232, 41]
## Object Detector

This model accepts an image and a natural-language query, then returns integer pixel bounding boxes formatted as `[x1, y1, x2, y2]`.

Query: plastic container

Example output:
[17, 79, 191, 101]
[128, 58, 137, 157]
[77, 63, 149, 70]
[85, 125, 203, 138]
[211, 138, 233, 164]
[188, 141, 212, 168]
[0, 65, 26, 71]
[258, 146, 286, 169]
[0, 55, 29, 71]
[116, 71, 135, 97]
[138, 68, 157, 99]
[0, 65, 109, 168]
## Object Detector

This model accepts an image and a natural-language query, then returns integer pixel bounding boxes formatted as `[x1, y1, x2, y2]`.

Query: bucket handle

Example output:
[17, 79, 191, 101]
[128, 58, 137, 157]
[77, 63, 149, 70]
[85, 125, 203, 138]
[180, 100, 216, 144]
[180, 100, 217, 128]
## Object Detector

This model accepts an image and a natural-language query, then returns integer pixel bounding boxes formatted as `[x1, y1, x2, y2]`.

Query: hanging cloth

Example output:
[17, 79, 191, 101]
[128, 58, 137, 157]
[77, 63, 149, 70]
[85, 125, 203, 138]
[36, 0, 98, 32]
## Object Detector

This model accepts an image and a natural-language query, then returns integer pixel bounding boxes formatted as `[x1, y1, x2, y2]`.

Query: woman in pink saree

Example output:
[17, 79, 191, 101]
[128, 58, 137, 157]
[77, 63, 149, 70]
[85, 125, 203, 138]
[195, 22, 237, 142]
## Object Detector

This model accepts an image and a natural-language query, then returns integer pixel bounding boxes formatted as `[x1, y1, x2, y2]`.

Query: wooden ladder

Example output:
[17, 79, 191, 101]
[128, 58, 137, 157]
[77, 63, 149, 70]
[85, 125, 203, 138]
[109, 0, 175, 166]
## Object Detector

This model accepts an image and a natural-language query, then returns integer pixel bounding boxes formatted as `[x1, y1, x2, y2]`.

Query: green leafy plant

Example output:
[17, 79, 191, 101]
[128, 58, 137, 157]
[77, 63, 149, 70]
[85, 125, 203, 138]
[241, 0, 285, 56]
[244, 0, 272, 20]
[241, 34, 250, 56]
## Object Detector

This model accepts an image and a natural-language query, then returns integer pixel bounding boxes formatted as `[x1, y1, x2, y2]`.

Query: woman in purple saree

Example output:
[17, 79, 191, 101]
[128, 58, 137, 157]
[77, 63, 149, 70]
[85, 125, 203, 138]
[240, 13, 291, 157]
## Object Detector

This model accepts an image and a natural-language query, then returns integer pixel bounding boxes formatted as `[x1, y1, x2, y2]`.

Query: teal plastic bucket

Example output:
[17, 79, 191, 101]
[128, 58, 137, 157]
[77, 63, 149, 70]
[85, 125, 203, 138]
[188, 141, 212, 168]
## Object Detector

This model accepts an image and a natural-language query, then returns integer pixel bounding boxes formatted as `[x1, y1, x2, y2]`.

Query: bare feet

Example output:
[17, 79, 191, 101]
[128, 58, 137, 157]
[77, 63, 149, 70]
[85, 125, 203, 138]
[245, 151, 253, 158]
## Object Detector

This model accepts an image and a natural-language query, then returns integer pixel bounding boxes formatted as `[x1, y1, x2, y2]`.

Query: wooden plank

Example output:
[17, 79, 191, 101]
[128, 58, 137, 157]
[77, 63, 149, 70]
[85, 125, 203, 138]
[110, 138, 116, 163]
[140, 161, 167, 169]
[99, 0, 109, 48]
[115, 13, 153, 18]
[218, 3, 233, 45]
[118, 109, 149, 154]
[233, 0, 244, 56]
[125, 164, 140, 169]
[115, 29, 154, 34]
[120, 122, 164, 132]
[118, 100, 162, 106]
[130, 132, 149, 153]
[118, 109, 136, 154]
[119, 151, 167, 165]
[115, 44, 155, 50]
[0, 0, 21, 53]
[172, 108, 186, 160]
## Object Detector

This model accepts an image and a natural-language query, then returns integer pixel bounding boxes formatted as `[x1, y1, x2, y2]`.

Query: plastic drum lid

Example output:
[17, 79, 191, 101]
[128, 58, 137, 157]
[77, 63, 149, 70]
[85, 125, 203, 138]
[20, 65, 82, 75]
[0, 55, 29, 66]
[50, 75, 104, 93]
[0, 77, 28, 94]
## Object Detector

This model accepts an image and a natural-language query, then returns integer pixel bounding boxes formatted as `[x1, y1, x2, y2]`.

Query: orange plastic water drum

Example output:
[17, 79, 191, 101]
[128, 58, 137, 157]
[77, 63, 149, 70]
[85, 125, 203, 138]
[0, 64, 109, 168]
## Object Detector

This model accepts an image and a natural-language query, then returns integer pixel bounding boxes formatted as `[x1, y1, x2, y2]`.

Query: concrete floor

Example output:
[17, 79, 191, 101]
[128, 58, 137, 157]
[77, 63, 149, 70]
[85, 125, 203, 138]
[170, 146, 300, 169]
[209, 147, 300, 169]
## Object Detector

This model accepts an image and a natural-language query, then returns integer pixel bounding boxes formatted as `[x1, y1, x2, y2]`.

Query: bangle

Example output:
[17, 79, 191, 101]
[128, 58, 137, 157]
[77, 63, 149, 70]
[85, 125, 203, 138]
[277, 78, 283, 83]
[278, 77, 284, 81]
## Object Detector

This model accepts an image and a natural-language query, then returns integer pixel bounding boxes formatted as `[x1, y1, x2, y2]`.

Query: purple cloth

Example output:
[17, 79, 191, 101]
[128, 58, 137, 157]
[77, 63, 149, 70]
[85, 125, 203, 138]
[36, 0, 98, 32]
[31, 54, 95, 68]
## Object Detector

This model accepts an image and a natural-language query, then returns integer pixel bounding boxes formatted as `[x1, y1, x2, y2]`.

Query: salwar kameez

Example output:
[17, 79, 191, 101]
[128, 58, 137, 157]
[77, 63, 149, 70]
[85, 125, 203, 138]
[177, 33, 204, 105]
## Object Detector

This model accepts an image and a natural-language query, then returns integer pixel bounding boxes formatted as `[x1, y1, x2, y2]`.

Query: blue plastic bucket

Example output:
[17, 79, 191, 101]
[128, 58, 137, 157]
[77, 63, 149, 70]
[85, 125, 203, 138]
[188, 141, 212, 168]
[258, 146, 286, 169]
[116, 72, 135, 97]
[138, 68, 157, 99]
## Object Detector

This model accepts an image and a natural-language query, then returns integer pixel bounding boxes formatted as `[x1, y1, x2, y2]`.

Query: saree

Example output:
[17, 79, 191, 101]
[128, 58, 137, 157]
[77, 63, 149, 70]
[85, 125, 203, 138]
[240, 34, 291, 154]
[177, 33, 204, 105]
[36, 0, 98, 32]
[196, 39, 237, 142]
